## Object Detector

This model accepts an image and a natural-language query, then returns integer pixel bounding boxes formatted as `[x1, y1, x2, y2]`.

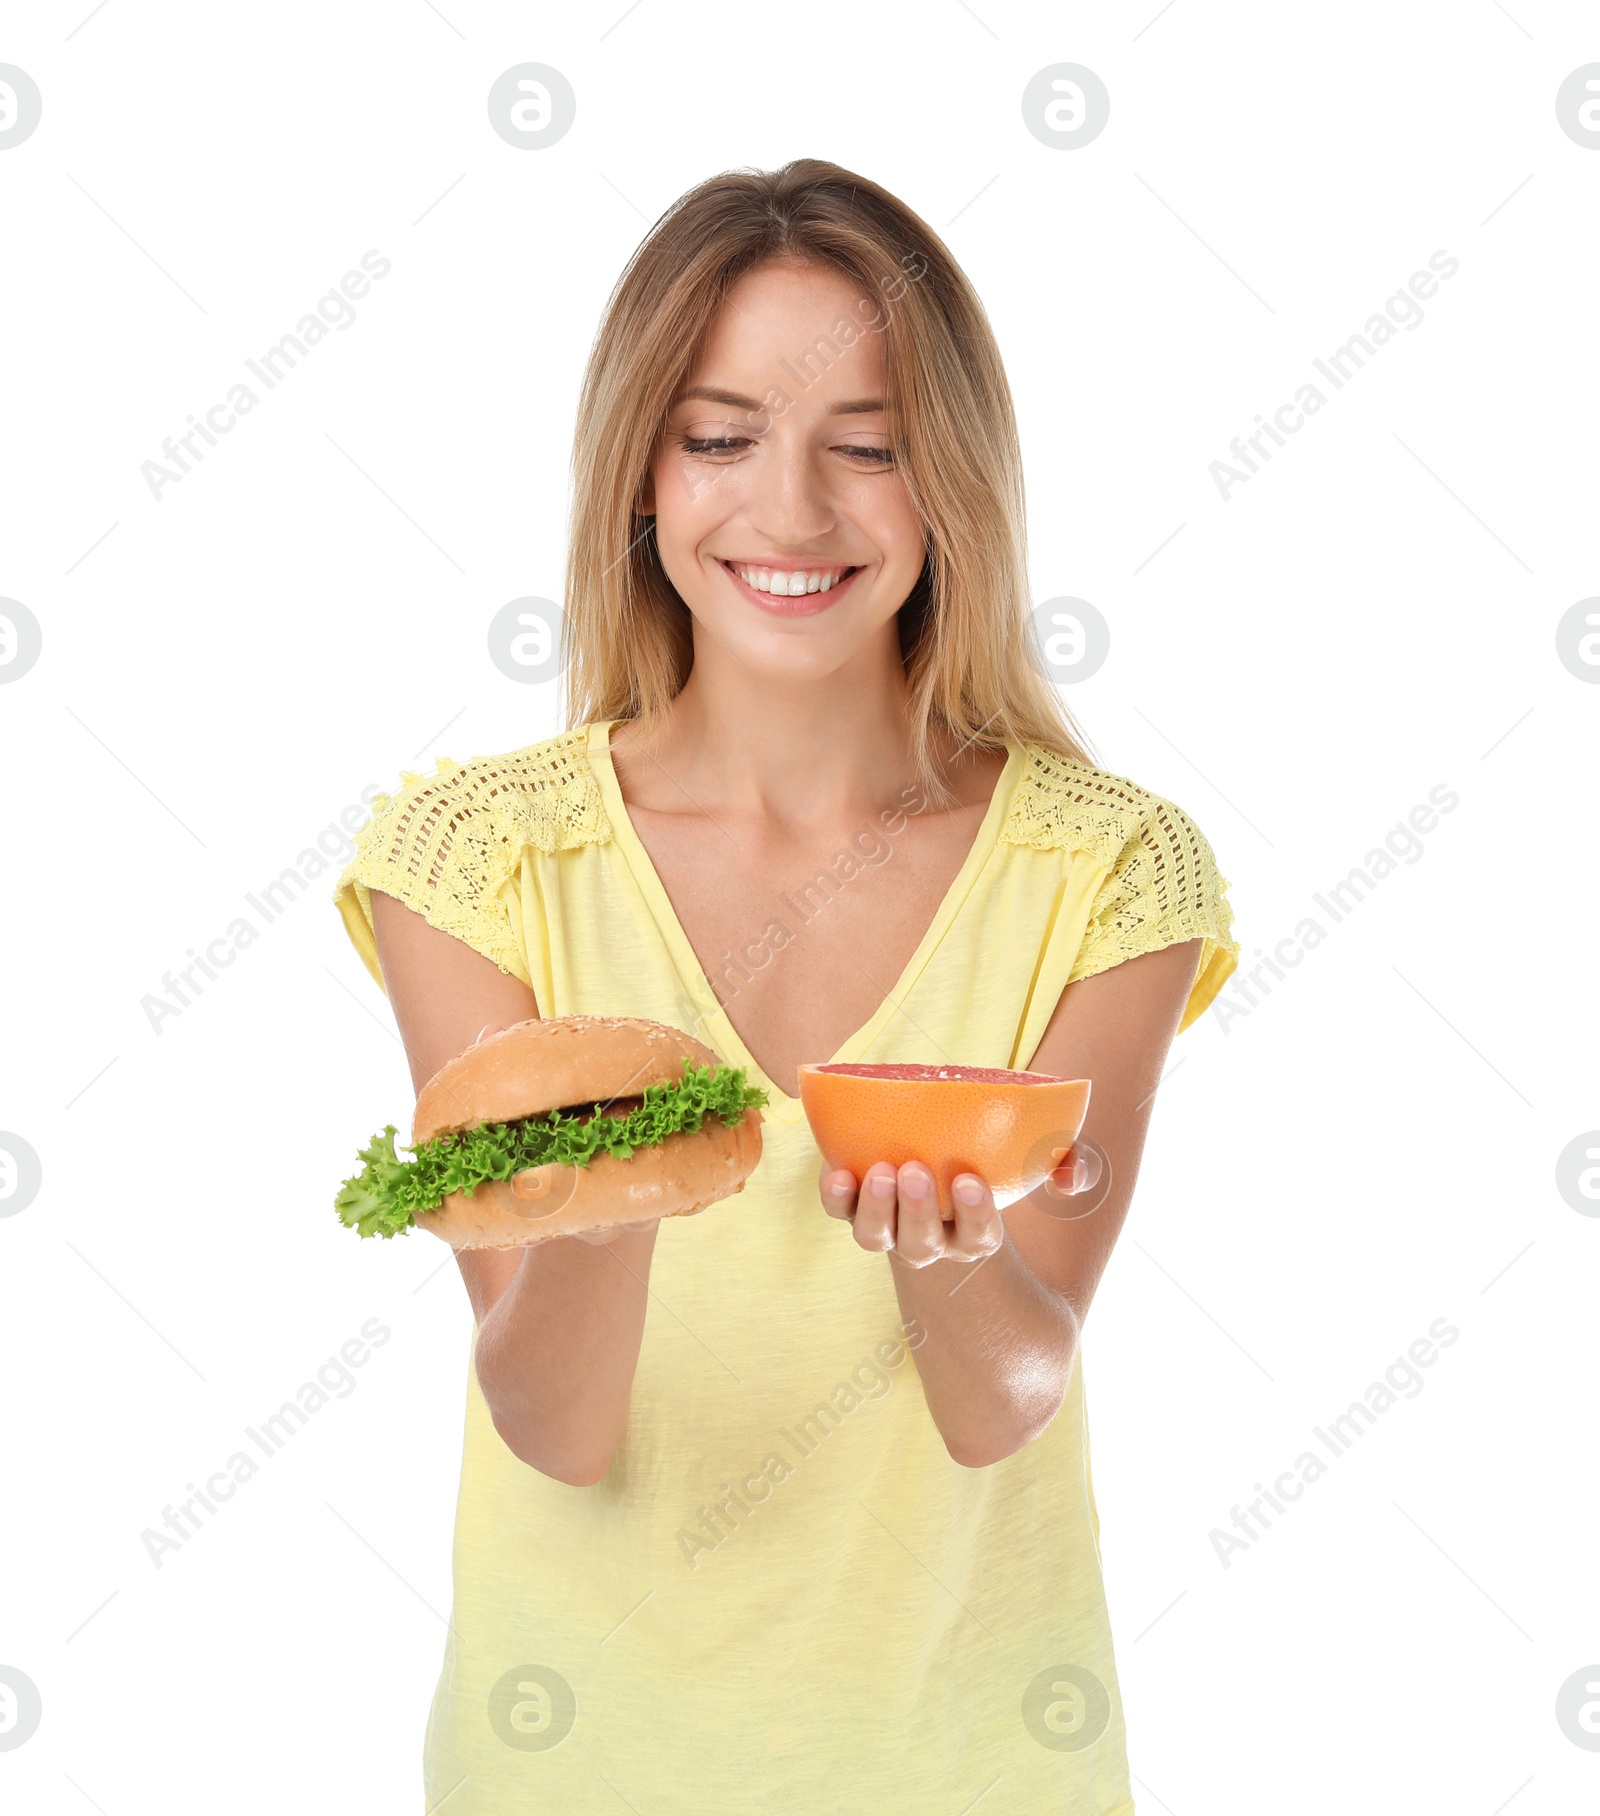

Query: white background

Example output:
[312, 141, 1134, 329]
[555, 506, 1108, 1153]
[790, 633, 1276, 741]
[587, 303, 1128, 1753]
[2, 2, 1596, 1812]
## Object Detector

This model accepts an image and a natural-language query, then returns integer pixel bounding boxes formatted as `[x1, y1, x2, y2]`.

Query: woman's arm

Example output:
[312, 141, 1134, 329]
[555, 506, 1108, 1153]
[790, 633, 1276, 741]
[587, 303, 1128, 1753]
[819, 937, 1204, 1467]
[368, 888, 662, 1486]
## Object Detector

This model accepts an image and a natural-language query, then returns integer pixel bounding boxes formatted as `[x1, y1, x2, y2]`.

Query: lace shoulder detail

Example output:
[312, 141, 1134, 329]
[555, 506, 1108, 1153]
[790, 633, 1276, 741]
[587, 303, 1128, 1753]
[1001, 742, 1240, 1027]
[332, 726, 612, 987]
[999, 744, 1153, 870]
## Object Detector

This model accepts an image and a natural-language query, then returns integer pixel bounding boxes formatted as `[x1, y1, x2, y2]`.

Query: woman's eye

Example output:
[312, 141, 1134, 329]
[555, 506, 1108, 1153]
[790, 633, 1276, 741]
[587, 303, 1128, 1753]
[672, 434, 895, 467]
[676, 435, 752, 456]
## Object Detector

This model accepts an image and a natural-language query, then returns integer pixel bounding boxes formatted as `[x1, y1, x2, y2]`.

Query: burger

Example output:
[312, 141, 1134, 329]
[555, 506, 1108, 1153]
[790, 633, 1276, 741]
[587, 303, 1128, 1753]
[335, 1015, 768, 1249]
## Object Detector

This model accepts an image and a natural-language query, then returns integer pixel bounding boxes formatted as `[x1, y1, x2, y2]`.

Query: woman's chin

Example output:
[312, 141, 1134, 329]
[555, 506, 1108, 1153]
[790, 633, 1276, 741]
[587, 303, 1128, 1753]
[707, 630, 865, 688]
[686, 601, 899, 682]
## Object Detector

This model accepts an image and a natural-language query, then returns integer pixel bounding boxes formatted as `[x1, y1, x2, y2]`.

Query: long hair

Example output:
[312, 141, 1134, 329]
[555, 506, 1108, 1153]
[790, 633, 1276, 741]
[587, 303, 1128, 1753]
[562, 157, 1097, 806]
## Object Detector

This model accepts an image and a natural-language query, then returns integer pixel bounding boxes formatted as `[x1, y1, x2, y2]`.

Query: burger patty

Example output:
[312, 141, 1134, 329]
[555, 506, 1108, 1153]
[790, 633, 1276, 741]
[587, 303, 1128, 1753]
[557, 1095, 645, 1123]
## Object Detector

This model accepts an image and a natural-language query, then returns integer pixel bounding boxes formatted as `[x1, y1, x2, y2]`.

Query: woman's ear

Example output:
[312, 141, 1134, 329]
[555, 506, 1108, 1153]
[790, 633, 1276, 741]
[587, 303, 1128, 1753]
[635, 468, 656, 516]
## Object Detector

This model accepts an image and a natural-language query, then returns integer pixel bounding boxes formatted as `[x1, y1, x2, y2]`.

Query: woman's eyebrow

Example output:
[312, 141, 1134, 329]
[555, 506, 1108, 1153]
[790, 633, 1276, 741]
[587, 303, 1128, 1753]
[672, 384, 886, 415]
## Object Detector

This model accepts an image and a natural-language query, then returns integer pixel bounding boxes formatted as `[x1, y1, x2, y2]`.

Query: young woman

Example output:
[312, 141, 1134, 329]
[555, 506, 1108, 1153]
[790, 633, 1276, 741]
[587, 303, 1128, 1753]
[334, 158, 1238, 1815]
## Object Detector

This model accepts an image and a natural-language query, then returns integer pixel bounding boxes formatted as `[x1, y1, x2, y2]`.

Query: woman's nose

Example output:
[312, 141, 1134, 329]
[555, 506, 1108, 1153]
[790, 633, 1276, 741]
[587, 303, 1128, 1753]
[744, 442, 838, 544]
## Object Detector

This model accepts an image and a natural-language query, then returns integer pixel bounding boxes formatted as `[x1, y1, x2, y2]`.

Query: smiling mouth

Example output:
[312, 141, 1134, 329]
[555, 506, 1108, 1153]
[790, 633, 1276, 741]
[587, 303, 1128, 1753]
[718, 558, 863, 599]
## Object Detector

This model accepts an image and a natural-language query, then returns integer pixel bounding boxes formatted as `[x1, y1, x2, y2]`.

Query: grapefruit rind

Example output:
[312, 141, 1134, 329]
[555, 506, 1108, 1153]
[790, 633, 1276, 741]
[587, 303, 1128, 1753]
[796, 1062, 1091, 1218]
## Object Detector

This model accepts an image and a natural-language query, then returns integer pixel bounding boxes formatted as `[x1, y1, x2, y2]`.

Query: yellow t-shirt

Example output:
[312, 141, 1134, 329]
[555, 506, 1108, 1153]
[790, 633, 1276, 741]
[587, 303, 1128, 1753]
[332, 719, 1239, 1815]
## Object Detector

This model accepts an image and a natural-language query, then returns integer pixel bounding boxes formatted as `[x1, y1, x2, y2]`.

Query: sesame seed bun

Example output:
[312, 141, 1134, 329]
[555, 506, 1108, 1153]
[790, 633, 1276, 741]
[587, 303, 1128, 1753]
[409, 1016, 764, 1249]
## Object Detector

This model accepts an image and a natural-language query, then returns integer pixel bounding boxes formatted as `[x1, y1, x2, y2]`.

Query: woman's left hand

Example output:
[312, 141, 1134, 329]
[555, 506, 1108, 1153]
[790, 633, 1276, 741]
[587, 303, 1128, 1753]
[819, 1160, 1007, 1267]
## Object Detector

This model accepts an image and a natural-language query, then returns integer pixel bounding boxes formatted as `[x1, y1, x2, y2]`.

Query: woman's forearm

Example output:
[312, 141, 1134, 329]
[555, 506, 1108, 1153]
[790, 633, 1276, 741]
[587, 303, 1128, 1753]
[473, 1224, 660, 1486]
[888, 1233, 1078, 1468]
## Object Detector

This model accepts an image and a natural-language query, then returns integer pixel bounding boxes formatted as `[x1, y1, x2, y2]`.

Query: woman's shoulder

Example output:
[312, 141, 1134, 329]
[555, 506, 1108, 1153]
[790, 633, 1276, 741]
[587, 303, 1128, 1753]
[352, 723, 614, 862]
[1004, 741, 1241, 1016]
[1001, 739, 1219, 875]
[329, 724, 618, 987]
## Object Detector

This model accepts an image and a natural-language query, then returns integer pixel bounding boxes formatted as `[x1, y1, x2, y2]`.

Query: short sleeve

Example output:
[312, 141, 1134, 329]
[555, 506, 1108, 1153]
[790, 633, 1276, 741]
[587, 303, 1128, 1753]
[1067, 793, 1240, 1032]
[331, 757, 533, 995]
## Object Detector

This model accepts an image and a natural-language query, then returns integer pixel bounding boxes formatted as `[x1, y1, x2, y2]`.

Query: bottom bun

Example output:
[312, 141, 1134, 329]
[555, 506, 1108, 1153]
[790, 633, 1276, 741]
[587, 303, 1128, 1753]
[413, 1108, 764, 1250]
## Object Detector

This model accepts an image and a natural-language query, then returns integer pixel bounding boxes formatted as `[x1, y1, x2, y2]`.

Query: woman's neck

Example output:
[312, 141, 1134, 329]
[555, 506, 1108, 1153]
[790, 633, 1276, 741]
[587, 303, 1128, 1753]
[613, 657, 951, 828]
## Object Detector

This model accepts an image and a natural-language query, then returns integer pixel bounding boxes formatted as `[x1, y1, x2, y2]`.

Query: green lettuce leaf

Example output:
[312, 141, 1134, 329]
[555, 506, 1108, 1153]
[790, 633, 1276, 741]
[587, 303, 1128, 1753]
[335, 1060, 768, 1240]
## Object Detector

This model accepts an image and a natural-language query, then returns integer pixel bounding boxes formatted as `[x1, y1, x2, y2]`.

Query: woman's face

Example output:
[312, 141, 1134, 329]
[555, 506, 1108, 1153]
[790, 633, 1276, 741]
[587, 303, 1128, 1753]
[640, 258, 926, 682]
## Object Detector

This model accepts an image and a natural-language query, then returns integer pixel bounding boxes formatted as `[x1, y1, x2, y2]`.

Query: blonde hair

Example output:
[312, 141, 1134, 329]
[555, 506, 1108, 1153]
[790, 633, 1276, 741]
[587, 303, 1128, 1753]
[562, 157, 1098, 807]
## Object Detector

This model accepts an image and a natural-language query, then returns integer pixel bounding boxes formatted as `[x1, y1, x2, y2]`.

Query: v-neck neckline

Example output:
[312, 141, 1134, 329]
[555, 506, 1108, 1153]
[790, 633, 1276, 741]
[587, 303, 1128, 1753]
[586, 718, 1025, 1126]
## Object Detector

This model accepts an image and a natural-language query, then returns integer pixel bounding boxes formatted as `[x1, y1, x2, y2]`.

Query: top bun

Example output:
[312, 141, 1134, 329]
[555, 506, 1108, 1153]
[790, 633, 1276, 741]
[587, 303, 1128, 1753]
[411, 1015, 724, 1147]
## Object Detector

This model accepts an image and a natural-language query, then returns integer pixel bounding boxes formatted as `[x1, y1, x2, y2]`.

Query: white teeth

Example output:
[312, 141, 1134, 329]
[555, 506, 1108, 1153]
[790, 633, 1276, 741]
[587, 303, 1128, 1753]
[730, 563, 851, 597]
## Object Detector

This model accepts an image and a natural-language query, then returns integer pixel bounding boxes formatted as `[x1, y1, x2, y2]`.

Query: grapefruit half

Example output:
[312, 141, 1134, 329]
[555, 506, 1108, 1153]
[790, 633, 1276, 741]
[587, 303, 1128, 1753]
[797, 1061, 1091, 1217]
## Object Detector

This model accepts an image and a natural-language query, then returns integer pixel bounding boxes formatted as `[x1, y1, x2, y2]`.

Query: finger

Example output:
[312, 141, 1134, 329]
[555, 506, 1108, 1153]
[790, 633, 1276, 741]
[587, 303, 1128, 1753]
[891, 1161, 948, 1267]
[819, 1166, 858, 1221]
[476, 1024, 506, 1046]
[1042, 1143, 1075, 1193]
[1044, 1141, 1101, 1194]
[851, 1163, 899, 1253]
[1029, 1138, 1109, 1221]
[947, 1173, 1005, 1262]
